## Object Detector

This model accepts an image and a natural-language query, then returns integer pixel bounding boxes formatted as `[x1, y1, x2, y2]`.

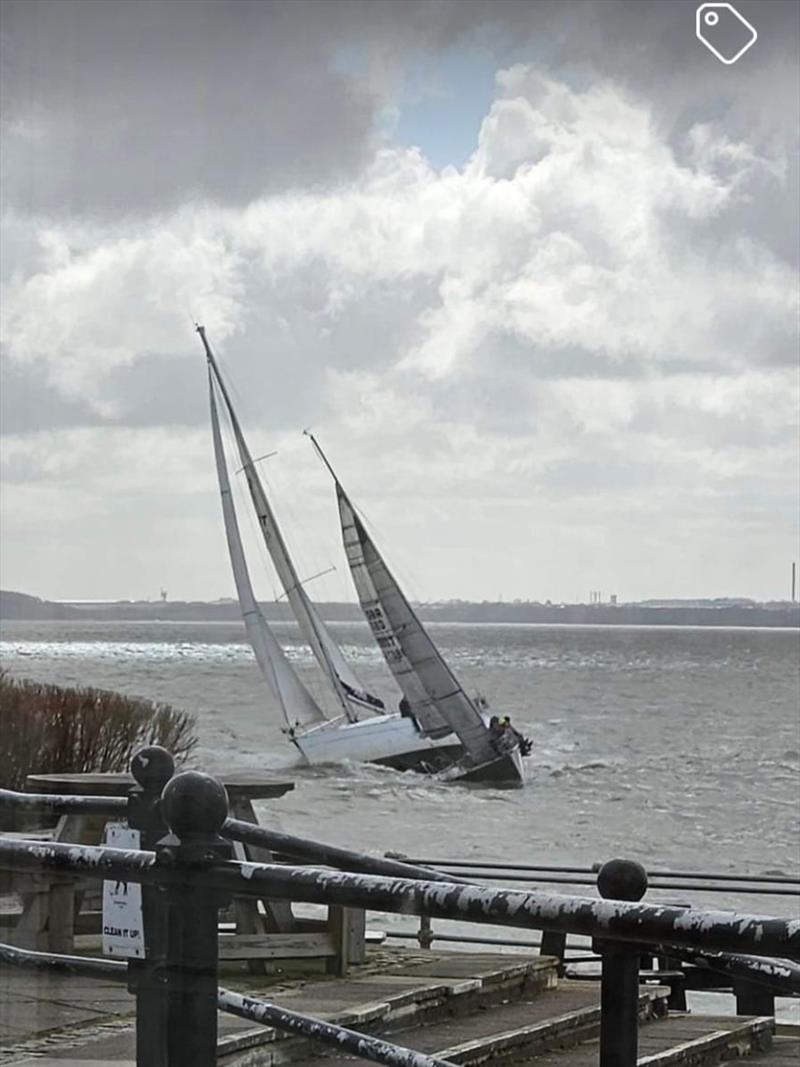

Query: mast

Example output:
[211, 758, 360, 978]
[308, 433, 500, 765]
[197, 326, 382, 722]
[208, 370, 326, 728]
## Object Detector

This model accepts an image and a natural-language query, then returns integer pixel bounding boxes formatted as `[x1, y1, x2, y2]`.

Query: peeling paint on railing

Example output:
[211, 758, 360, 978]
[0, 787, 126, 817]
[218, 989, 457, 1067]
[1, 838, 797, 959]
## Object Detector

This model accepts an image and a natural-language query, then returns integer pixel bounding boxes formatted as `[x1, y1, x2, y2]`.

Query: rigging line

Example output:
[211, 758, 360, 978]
[251, 458, 355, 722]
[275, 567, 338, 602]
[304, 428, 396, 559]
[197, 323, 269, 461]
[202, 333, 339, 719]
[235, 451, 278, 475]
[265, 443, 340, 601]
[219, 384, 282, 606]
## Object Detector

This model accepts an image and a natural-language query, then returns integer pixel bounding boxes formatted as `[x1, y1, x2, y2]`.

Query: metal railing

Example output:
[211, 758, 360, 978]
[1, 745, 798, 1067]
[383, 854, 800, 896]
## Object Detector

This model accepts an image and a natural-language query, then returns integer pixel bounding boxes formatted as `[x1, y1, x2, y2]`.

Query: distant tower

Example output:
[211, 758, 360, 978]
[160, 588, 168, 603]
[792, 563, 796, 603]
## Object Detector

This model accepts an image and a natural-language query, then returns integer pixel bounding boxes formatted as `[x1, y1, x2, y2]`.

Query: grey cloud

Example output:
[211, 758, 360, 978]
[1, 0, 381, 217]
[4, 1, 796, 223]
[539, 456, 653, 495]
[0, 358, 103, 435]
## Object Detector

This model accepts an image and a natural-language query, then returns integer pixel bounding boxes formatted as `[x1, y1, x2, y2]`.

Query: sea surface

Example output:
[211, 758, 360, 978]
[3, 618, 800, 1016]
[2, 618, 798, 903]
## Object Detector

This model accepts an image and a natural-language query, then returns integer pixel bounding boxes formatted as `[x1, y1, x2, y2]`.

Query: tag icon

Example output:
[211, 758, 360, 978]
[696, 3, 757, 64]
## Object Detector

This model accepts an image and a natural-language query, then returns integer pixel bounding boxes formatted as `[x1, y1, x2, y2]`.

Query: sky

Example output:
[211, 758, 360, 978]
[1, 0, 798, 605]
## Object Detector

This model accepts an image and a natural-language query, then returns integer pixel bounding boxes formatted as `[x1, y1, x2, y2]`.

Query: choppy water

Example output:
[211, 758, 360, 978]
[2, 619, 799, 922]
[2, 618, 799, 1025]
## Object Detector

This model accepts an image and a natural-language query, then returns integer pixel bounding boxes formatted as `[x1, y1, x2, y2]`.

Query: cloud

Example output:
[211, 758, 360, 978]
[1, 52, 797, 600]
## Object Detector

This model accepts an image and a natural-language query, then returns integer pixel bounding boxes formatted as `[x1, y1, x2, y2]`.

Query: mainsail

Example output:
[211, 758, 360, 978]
[197, 326, 383, 722]
[208, 372, 325, 729]
[310, 435, 499, 765]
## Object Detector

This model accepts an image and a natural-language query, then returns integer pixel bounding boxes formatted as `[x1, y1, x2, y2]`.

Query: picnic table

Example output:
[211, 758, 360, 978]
[12, 770, 363, 971]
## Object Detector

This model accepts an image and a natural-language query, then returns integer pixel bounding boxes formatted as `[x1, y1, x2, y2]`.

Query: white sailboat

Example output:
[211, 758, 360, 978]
[306, 433, 525, 786]
[198, 326, 466, 773]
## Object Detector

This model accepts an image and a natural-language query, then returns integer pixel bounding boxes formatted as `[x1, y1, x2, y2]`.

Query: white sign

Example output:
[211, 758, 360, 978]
[102, 823, 145, 958]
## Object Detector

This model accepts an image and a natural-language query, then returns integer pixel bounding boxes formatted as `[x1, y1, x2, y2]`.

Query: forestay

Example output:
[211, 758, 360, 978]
[337, 485, 497, 764]
[209, 375, 326, 729]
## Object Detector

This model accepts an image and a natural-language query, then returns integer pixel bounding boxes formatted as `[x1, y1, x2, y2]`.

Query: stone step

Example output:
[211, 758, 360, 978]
[0, 951, 557, 1067]
[219, 953, 560, 1064]
[245, 983, 669, 1067]
[737, 1033, 800, 1065]
[513, 1013, 775, 1065]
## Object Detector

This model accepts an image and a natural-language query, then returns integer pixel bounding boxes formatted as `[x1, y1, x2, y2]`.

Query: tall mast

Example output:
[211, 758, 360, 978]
[207, 369, 326, 727]
[197, 327, 369, 723]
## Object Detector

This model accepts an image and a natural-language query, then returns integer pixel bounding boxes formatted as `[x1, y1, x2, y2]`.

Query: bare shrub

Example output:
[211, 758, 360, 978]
[0, 672, 197, 792]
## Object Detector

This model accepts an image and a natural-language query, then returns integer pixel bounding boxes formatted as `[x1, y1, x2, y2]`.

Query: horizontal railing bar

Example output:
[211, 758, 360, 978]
[394, 857, 800, 886]
[1, 838, 797, 959]
[223, 818, 467, 884]
[219, 825, 799, 897]
[0, 939, 127, 978]
[385, 930, 544, 949]
[218, 989, 456, 1067]
[420, 871, 800, 896]
[648, 944, 800, 996]
[0, 787, 127, 817]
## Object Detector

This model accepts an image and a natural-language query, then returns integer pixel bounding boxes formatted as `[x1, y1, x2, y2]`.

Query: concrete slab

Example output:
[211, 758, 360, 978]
[0, 948, 548, 1065]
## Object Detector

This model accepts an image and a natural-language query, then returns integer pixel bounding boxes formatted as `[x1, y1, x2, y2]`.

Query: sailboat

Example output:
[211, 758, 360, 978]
[198, 325, 469, 773]
[306, 433, 525, 786]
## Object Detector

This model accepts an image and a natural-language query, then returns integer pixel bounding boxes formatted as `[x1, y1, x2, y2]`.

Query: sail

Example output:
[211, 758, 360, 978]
[197, 327, 383, 721]
[209, 373, 326, 729]
[337, 484, 497, 764]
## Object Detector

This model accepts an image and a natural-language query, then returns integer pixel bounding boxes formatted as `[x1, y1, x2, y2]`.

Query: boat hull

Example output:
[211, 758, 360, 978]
[293, 713, 464, 774]
[439, 745, 525, 787]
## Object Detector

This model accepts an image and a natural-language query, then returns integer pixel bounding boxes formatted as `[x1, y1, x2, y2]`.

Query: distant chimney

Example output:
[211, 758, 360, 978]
[793, 563, 797, 603]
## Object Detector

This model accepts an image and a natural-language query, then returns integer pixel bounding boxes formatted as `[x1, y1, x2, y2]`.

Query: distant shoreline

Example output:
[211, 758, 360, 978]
[2, 590, 798, 629]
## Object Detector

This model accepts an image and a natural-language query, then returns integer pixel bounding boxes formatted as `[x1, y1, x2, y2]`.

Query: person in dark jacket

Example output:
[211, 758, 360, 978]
[501, 716, 532, 756]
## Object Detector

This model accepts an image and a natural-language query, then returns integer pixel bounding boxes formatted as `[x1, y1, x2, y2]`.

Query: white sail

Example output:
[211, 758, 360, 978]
[209, 373, 326, 729]
[197, 327, 384, 721]
[336, 483, 498, 765]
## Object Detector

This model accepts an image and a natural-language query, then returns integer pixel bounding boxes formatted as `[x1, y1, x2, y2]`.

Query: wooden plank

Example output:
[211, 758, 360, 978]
[228, 795, 295, 936]
[218, 932, 336, 960]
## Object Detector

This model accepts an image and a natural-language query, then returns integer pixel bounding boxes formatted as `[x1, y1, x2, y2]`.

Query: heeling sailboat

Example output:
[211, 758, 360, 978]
[198, 325, 466, 771]
[306, 433, 525, 787]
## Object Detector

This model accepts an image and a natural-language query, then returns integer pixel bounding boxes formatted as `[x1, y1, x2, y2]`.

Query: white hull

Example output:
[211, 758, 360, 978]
[292, 713, 462, 770]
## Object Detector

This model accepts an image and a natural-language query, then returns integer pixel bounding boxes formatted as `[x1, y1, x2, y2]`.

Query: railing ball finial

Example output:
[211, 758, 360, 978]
[160, 770, 229, 839]
[597, 858, 648, 901]
[131, 745, 175, 792]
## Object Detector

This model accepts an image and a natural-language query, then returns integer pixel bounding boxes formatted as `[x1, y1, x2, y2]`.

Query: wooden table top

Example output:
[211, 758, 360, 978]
[25, 772, 295, 800]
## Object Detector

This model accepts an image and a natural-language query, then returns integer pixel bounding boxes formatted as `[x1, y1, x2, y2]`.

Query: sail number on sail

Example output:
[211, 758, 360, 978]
[364, 606, 404, 664]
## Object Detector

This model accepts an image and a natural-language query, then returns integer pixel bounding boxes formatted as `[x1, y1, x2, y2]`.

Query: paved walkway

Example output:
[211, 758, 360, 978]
[0, 949, 547, 1065]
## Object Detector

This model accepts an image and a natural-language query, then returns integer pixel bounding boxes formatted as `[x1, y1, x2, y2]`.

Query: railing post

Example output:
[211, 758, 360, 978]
[734, 976, 775, 1016]
[594, 858, 648, 1067]
[157, 770, 233, 1067]
[417, 913, 434, 949]
[127, 746, 175, 1067]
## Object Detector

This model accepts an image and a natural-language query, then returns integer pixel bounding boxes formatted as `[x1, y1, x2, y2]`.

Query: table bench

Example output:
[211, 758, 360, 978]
[9, 772, 364, 972]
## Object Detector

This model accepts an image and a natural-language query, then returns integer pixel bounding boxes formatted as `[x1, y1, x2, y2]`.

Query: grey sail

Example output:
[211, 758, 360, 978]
[208, 373, 326, 729]
[197, 326, 384, 722]
[336, 484, 498, 765]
